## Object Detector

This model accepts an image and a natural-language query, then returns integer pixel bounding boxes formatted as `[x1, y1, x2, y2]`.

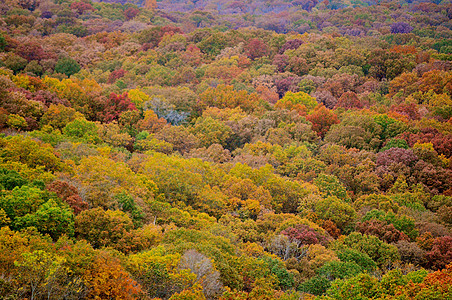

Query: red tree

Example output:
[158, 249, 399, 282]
[101, 93, 137, 123]
[246, 38, 269, 60]
[425, 235, 452, 270]
[307, 104, 340, 138]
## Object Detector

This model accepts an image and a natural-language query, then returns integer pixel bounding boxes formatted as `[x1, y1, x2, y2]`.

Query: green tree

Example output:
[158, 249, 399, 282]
[54, 57, 81, 77]
[115, 192, 144, 228]
[334, 232, 400, 267]
[62, 118, 100, 143]
[16, 199, 75, 240]
[0, 33, 7, 51]
[0, 185, 50, 227]
[336, 248, 377, 272]
[325, 273, 380, 300]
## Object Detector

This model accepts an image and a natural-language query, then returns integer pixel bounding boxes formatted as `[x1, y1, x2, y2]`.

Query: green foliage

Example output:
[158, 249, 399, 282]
[380, 138, 409, 151]
[15, 199, 75, 240]
[62, 118, 100, 143]
[324, 273, 380, 299]
[318, 260, 364, 281]
[14, 250, 67, 299]
[0, 33, 6, 51]
[115, 192, 144, 228]
[262, 256, 294, 289]
[300, 275, 330, 296]
[0, 185, 52, 227]
[373, 114, 406, 141]
[0, 168, 27, 190]
[191, 116, 232, 148]
[333, 232, 400, 267]
[1, 1, 452, 298]
[277, 91, 317, 110]
[54, 57, 81, 77]
[336, 248, 377, 272]
[6, 114, 27, 130]
[24, 60, 43, 76]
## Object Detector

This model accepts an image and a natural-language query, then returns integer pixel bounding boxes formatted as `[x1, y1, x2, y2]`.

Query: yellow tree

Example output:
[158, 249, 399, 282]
[145, 0, 157, 9]
[84, 251, 142, 299]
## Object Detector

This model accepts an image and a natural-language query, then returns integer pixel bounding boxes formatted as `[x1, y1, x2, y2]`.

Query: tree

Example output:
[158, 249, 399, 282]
[324, 273, 379, 299]
[0, 226, 30, 276]
[314, 196, 356, 231]
[0, 135, 64, 172]
[136, 109, 167, 133]
[313, 174, 349, 201]
[324, 124, 379, 151]
[275, 91, 317, 115]
[425, 236, 452, 270]
[307, 105, 340, 138]
[391, 22, 413, 34]
[337, 248, 377, 272]
[279, 39, 304, 54]
[0, 33, 7, 51]
[96, 122, 133, 148]
[54, 57, 81, 77]
[16, 40, 49, 62]
[40, 104, 83, 130]
[396, 263, 452, 300]
[156, 125, 199, 154]
[395, 240, 425, 266]
[16, 199, 75, 240]
[15, 250, 67, 300]
[144, 0, 157, 9]
[360, 209, 418, 240]
[246, 39, 269, 60]
[101, 93, 137, 123]
[63, 118, 100, 143]
[179, 249, 223, 299]
[356, 219, 409, 243]
[0, 168, 27, 191]
[185, 144, 232, 164]
[46, 180, 88, 214]
[84, 251, 142, 299]
[198, 85, 261, 113]
[263, 176, 310, 213]
[0, 185, 57, 230]
[75, 208, 134, 249]
[6, 114, 27, 131]
[124, 7, 140, 20]
[115, 192, 144, 228]
[191, 116, 233, 148]
[70, 1, 93, 15]
[24, 60, 43, 76]
[335, 91, 362, 109]
[170, 284, 207, 300]
[334, 232, 400, 267]
[281, 224, 329, 248]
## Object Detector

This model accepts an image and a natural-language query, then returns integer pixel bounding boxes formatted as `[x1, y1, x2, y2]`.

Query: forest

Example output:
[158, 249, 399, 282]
[0, 0, 451, 298]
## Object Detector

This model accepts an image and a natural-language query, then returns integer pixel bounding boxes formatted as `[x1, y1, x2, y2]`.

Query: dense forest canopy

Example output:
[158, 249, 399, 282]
[0, 0, 452, 298]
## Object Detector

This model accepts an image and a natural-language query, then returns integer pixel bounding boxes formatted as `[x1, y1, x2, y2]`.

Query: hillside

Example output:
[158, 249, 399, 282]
[0, 0, 452, 299]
